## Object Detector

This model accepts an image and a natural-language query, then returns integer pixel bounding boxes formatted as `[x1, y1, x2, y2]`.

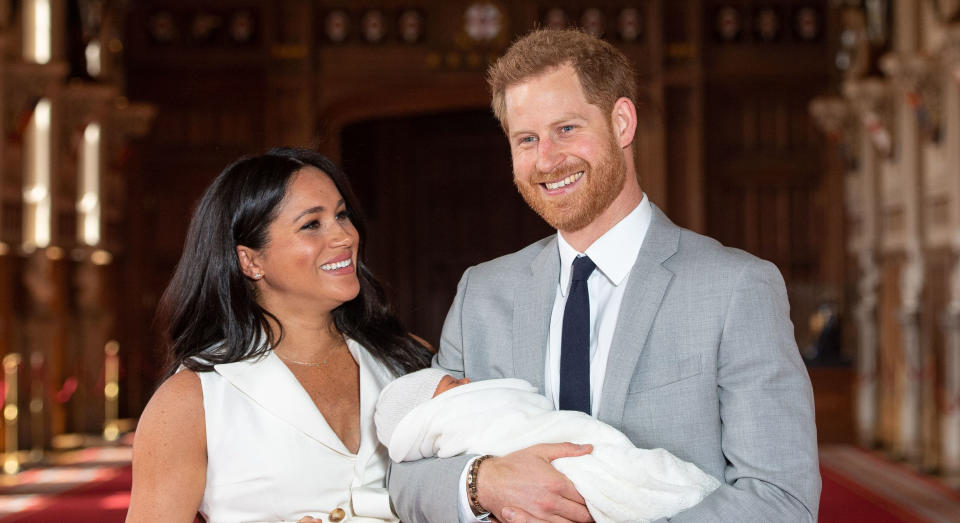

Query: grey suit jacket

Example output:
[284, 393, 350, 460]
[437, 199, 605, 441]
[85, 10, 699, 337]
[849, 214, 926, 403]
[389, 206, 821, 522]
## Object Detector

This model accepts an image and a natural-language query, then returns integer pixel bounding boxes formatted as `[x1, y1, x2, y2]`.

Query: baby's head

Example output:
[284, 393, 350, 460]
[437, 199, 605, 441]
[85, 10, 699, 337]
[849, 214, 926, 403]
[433, 374, 471, 397]
[374, 368, 471, 447]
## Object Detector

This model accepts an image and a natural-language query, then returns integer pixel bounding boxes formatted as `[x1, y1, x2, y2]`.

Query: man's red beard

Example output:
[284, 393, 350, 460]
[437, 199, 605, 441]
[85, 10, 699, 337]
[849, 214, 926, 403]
[514, 136, 627, 233]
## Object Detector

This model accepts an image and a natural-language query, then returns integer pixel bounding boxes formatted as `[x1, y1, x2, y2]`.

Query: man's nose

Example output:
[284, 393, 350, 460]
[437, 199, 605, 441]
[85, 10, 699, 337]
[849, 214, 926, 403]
[536, 137, 564, 174]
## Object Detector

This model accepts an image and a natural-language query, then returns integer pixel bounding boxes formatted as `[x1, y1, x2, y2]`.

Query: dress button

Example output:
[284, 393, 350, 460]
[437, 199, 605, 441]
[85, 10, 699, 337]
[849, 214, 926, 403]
[329, 508, 346, 522]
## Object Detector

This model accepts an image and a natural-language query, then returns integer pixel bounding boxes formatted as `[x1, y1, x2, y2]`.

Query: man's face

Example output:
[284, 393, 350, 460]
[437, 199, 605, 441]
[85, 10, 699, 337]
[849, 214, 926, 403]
[504, 64, 627, 233]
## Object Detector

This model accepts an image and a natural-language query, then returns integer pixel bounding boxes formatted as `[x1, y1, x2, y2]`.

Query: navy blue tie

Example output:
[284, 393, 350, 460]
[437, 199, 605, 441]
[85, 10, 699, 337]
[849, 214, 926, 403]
[559, 255, 596, 414]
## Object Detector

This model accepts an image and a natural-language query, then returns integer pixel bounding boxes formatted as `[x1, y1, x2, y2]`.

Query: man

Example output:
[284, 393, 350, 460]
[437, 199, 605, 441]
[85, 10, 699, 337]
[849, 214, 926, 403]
[388, 28, 820, 522]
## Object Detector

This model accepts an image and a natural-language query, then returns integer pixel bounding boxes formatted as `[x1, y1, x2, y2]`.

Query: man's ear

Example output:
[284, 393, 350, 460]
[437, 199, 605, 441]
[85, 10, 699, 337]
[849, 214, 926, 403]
[236, 245, 264, 280]
[611, 97, 638, 148]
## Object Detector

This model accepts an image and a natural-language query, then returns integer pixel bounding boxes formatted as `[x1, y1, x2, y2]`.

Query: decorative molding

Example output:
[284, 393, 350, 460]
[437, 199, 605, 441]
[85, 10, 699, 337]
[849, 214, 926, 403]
[809, 96, 854, 142]
[147, 8, 260, 47]
[881, 52, 943, 143]
[538, 5, 646, 43]
[844, 78, 895, 158]
[321, 7, 426, 46]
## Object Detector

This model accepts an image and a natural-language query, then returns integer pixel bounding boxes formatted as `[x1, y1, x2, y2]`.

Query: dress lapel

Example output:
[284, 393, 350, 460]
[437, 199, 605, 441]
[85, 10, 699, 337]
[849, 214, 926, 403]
[213, 351, 352, 456]
[597, 205, 679, 429]
[512, 237, 560, 394]
[350, 339, 394, 468]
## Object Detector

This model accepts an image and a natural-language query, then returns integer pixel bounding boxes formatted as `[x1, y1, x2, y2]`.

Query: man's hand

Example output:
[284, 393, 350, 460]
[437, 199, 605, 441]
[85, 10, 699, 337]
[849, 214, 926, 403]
[476, 442, 594, 523]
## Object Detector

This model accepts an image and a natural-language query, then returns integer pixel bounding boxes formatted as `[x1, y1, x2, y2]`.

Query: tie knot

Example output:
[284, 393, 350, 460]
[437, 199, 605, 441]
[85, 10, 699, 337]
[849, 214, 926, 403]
[571, 256, 596, 282]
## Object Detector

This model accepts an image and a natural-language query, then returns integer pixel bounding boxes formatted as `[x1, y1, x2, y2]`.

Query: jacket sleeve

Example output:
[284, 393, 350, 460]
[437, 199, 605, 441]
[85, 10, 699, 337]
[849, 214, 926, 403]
[668, 259, 821, 521]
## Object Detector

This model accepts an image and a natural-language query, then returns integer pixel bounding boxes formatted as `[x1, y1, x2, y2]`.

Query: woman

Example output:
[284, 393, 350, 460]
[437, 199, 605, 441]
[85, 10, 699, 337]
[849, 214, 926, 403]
[127, 148, 432, 522]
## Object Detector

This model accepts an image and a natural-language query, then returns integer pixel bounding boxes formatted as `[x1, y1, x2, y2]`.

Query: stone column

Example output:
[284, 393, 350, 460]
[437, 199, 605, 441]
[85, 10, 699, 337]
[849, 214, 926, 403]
[842, 80, 890, 447]
[881, 50, 930, 463]
[939, 23, 960, 478]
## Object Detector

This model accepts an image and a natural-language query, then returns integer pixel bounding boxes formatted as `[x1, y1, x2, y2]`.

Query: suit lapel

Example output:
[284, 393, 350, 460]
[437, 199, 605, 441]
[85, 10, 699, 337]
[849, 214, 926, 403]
[598, 206, 679, 430]
[214, 351, 352, 456]
[512, 237, 559, 394]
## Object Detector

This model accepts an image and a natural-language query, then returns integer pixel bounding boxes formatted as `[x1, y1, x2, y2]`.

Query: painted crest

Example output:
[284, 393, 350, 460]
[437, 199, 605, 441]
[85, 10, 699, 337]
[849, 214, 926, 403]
[361, 10, 387, 43]
[464, 2, 503, 42]
[325, 10, 350, 44]
[617, 7, 643, 42]
[581, 8, 606, 38]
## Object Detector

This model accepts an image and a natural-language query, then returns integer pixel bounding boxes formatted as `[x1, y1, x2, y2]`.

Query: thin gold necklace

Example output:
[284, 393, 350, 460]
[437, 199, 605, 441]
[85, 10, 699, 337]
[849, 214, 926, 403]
[276, 353, 329, 367]
[275, 338, 345, 367]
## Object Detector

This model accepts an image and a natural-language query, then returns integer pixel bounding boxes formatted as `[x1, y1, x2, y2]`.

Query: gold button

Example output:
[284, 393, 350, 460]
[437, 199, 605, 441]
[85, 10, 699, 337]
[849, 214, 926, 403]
[329, 508, 346, 522]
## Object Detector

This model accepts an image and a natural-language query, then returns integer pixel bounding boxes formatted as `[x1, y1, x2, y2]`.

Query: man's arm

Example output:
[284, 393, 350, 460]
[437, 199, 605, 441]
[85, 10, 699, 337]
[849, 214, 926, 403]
[387, 269, 593, 523]
[668, 259, 821, 522]
[388, 453, 475, 522]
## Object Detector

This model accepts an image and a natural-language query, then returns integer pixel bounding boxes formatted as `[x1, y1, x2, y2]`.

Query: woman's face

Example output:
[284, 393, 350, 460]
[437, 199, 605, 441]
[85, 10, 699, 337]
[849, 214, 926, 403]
[238, 166, 361, 316]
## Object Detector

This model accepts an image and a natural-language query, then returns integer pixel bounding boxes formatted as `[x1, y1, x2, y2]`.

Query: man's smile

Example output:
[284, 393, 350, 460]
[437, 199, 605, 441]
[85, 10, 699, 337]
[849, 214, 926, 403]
[543, 170, 584, 191]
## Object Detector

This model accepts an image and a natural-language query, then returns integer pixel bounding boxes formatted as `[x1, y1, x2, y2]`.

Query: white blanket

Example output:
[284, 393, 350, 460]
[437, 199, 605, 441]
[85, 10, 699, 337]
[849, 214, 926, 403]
[386, 378, 721, 523]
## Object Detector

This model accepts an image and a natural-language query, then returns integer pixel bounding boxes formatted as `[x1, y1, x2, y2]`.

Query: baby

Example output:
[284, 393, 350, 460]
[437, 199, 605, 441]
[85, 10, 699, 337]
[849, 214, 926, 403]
[375, 369, 721, 523]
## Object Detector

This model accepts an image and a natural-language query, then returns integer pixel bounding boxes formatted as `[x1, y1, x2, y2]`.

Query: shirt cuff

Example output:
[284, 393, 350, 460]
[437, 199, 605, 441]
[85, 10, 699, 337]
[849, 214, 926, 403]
[458, 456, 491, 523]
[351, 486, 396, 520]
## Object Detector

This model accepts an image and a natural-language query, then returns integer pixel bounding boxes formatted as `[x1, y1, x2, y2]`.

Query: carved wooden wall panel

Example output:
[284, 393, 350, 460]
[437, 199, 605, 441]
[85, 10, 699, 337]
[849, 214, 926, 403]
[341, 110, 553, 344]
[705, 81, 828, 283]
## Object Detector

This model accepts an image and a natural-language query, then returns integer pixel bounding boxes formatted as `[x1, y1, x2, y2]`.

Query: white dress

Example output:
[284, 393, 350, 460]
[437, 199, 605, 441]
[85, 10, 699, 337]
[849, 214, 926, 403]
[197, 338, 398, 523]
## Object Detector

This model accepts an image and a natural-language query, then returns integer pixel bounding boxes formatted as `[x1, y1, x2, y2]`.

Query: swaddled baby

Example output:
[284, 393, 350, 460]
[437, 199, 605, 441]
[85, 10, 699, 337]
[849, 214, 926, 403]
[374, 369, 721, 523]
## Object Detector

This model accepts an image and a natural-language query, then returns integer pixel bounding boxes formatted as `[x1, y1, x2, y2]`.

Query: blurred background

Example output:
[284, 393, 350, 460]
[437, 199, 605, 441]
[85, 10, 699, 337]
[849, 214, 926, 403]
[0, 0, 958, 520]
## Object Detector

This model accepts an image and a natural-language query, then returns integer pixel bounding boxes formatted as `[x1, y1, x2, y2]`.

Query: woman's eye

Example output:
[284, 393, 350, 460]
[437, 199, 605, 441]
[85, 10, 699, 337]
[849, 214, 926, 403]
[300, 220, 320, 230]
[336, 211, 350, 222]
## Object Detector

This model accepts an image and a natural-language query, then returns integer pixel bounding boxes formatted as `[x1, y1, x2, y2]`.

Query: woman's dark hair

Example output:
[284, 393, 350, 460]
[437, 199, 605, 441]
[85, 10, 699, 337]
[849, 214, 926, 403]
[156, 147, 432, 378]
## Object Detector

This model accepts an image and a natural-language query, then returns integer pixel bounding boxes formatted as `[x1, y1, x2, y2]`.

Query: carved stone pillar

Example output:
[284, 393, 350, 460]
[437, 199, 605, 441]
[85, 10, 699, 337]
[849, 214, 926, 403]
[841, 80, 890, 447]
[938, 23, 960, 478]
[881, 52, 932, 463]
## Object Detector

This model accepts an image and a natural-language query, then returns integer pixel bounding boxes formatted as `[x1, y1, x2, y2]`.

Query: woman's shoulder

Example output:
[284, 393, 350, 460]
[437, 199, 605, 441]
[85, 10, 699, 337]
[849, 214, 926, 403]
[129, 372, 207, 521]
[156, 369, 204, 402]
[135, 371, 205, 450]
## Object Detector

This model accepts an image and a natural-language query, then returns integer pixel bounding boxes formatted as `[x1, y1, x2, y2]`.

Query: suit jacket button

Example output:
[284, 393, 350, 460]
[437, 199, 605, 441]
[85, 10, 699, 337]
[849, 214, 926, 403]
[329, 508, 346, 521]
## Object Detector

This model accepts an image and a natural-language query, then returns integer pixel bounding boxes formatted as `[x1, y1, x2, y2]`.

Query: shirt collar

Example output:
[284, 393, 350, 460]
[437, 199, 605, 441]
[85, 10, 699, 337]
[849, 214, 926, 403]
[557, 194, 652, 296]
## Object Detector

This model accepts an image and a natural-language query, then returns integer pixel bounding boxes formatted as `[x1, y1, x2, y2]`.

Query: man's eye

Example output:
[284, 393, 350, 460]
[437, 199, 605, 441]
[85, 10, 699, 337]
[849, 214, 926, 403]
[519, 136, 537, 145]
[560, 125, 574, 133]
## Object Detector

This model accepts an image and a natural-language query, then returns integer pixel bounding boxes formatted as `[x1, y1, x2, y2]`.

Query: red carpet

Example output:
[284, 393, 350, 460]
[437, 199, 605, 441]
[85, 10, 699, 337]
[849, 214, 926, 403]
[0, 444, 957, 521]
[819, 445, 960, 522]
[0, 467, 129, 522]
[0, 447, 131, 522]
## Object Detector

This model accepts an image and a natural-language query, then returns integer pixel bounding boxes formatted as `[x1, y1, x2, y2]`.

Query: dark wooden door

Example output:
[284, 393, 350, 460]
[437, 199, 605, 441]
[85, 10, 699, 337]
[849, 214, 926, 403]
[342, 110, 553, 346]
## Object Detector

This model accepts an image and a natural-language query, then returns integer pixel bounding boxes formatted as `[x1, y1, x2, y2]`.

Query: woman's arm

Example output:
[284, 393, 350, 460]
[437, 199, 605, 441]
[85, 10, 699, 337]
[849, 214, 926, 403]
[127, 370, 207, 522]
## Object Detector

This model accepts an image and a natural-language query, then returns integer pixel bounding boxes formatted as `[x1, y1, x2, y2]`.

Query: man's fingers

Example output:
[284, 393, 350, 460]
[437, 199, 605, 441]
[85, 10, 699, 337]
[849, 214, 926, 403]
[534, 442, 593, 461]
[554, 474, 587, 506]
[501, 505, 590, 523]
[549, 494, 592, 522]
[500, 506, 544, 523]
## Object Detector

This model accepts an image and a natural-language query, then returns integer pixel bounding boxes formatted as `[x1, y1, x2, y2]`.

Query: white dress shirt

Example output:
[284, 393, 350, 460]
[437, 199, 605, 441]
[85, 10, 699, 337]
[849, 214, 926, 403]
[458, 195, 652, 522]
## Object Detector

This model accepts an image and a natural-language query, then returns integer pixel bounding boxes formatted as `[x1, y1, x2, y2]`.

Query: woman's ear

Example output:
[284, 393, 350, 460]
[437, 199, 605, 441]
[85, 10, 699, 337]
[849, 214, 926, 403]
[236, 246, 264, 281]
